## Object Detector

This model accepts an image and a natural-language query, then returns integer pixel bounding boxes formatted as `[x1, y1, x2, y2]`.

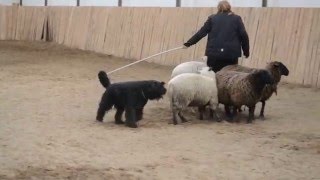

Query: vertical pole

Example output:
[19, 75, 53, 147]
[118, 0, 122, 7]
[262, 0, 267, 7]
[176, 0, 181, 7]
[77, 0, 80, 6]
[45, 0, 47, 6]
[20, 0, 22, 6]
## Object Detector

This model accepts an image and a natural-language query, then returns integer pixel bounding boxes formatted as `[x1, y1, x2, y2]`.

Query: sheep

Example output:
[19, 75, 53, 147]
[220, 61, 289, 118]
[167, 67, 220, 125]
[171, 56, 207, 78]
[216, 69, 274, 123]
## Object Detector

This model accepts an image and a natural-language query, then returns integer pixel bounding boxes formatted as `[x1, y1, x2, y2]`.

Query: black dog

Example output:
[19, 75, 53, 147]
[96, 71, 167, 128]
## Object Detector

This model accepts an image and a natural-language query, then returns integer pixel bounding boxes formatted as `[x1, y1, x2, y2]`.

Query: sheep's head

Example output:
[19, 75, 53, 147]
[268, 61, 289, 76]
[271, 61, 289, 76]
[198, 67, 215, 79]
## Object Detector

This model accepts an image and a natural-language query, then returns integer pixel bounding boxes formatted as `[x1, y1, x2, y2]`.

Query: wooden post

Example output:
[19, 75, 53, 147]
[45, 0, 47, 6]
[176, 0, 181, 7]
[262, 0, 267, 7]
[118, 0, 122, 7]
[20, 0, 22, 6]
[77, 0, 80, 6]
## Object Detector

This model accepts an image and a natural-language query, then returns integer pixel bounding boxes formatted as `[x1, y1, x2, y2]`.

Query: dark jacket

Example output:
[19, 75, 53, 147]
[185, 12, 249, 59]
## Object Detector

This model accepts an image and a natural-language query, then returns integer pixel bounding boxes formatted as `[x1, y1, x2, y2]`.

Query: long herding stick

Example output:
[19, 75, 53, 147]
[107, 46, 184, 75]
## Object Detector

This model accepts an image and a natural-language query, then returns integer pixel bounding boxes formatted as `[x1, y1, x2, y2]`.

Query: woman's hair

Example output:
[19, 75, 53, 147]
[217, 0, 232, 13]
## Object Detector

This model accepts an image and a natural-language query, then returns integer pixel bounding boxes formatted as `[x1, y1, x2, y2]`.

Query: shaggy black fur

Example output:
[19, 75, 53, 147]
[250, 70, 274, 95]
[246, 70, 274, 123]
[96, 71, 166, 128]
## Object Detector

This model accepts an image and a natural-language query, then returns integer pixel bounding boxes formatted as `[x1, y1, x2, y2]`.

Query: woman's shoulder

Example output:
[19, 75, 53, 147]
[210, 12, 241, 18]
[208, 14, 216, 19]
[230, 13, 243, 20]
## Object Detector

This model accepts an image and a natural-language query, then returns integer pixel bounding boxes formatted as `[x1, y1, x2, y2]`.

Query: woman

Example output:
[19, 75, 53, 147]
[183, 0, 250, 72]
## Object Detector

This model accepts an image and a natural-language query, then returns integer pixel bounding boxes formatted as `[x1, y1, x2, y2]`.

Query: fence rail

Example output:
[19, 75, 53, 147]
[0, 5, 320, 87]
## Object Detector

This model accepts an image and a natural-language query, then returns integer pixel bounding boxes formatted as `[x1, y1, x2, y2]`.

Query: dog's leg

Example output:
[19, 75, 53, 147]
[125, 107, 137, 128]
[259, 101, 266, 120]
[136, 108, 143, 121]
[123, 93, 138, 128]
[96, 99, 113, 122]
[115, 107, 125, 124]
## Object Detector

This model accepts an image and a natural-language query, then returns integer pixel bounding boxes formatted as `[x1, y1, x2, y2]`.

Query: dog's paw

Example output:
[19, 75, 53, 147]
[126, 123, 138, 128]
[96, 118, 103, 122]
[115, 120, 125, 124]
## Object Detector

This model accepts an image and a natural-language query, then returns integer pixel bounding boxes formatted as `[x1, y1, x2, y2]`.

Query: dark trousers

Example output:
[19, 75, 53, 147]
[207, 56, 238, 73]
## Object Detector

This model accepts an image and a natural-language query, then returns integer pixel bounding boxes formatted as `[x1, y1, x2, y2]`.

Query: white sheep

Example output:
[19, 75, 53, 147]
[167, 68, 220, 125]
[171, 56, 207, 78]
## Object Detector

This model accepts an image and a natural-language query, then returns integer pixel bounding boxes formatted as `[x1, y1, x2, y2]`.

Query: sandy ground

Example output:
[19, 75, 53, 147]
[0, 41, 319, 180]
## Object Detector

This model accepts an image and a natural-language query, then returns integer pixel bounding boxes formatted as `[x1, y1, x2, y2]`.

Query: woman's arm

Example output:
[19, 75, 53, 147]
[184, 16, 212, 47]
[237, 16, 250, 58]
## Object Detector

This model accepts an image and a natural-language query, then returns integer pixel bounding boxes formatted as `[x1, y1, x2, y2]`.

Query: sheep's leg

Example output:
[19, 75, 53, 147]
[178, 112, 188, 123]
[209, 101, 221, 122]
[198, 106, 206, 120]
[209, 109, 214, 118]
[259, 101, 266, 120]
[172, 109, 179, 125]
[233, 106, 240, 123]
[225, 105, 233, 122]
[170, 96, 181, 125]
[247, 105, 255, 123]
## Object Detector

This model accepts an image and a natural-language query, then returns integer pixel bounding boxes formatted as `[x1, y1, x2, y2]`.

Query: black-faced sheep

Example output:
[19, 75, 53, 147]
[216, 69, 274, 123]
[220, 61, 289, 118]
[167, 68, 220, 125]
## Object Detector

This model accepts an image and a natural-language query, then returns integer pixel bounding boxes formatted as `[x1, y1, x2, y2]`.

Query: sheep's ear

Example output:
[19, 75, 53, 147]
[273, 61, 280, 67]
[161, 81, 165, 85]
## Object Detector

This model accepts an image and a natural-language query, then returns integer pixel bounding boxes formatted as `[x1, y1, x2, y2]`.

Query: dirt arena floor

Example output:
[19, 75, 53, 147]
[0, 41, 319, 180]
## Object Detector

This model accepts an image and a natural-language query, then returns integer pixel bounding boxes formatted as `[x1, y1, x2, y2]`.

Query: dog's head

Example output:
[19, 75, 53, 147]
[143, 81, 167, 100]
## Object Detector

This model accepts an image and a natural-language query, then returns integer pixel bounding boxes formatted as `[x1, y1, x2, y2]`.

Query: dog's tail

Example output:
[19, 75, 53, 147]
[98, 71, 111, 89]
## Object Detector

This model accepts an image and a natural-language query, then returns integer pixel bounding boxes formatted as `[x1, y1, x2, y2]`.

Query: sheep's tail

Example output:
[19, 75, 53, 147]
[167, 83, 175, 108]
[98, 71, 111, 89]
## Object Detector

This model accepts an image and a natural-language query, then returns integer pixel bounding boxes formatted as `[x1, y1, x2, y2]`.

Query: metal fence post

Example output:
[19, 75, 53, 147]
[262, 0, 267, 7]
[176, 0, 181, 7]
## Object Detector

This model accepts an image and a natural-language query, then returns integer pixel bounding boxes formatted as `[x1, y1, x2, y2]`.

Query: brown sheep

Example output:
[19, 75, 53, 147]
[216, 69, 274, 123]
[220, 61, 289, 118]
